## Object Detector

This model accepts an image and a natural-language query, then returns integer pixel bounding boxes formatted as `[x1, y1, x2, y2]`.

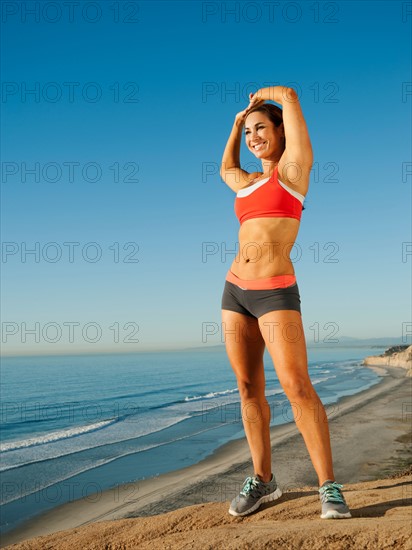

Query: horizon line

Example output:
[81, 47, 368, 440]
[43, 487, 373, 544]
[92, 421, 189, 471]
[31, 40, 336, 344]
[1, 337, 410, 359]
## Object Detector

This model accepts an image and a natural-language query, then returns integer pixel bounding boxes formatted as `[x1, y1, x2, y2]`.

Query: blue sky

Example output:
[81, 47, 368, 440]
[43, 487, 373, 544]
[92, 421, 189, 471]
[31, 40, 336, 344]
[1, 0, 411, 355]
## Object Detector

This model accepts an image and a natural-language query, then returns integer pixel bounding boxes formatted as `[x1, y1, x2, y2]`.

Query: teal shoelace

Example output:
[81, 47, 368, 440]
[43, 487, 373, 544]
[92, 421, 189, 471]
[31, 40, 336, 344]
[240, 476, 260, 496]
[319, 481, 345, 503]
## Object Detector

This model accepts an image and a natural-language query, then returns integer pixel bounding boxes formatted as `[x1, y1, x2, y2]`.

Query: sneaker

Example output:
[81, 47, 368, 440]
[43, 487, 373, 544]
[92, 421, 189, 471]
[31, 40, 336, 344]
[319, 480, 351, 519]
[228, 474, 282, 517]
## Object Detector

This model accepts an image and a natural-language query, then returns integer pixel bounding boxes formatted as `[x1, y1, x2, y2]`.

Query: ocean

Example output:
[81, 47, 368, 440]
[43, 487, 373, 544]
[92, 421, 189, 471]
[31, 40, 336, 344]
[0, 346, 384, 535]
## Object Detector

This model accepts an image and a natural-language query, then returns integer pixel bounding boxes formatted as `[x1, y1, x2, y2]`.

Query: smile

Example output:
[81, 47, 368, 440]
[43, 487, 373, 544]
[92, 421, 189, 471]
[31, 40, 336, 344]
[252, 142, 266, 151]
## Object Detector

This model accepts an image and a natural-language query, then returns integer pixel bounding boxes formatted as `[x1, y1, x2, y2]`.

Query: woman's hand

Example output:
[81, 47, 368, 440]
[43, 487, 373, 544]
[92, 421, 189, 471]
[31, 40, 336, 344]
[234, 93, 265, 127]
[248, 90, 266, 104]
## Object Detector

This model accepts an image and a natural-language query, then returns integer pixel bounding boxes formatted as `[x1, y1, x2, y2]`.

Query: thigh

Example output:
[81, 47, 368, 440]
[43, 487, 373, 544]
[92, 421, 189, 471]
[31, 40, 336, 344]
[257, 310, 310, 386]
[221, 309, 266, 385]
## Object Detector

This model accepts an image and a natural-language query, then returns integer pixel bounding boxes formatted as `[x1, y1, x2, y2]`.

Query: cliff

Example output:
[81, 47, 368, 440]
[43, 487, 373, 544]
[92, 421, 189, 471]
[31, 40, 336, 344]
[363, 345, 412, 376]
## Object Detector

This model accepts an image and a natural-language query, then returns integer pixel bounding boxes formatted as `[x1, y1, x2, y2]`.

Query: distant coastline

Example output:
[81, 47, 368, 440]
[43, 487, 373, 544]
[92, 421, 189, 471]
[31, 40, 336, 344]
[362, 345, 412, 376]
[2, 336, 411, 358]
[187, 338, 412, 353]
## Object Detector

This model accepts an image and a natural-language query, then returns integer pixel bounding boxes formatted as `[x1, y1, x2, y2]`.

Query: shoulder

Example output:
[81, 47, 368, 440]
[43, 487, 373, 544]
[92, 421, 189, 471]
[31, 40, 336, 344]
[221, 168, 263, 193]
[277, 154, 311, 197]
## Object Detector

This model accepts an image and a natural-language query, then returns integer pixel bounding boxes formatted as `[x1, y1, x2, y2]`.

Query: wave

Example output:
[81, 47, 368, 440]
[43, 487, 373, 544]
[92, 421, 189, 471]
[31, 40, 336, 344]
[184, 388, 239, 401]
[0, 412, 191, 473]
[1, 418, 240, 505]
[311, 375, 336, 385]
[0, 418, 118, 453]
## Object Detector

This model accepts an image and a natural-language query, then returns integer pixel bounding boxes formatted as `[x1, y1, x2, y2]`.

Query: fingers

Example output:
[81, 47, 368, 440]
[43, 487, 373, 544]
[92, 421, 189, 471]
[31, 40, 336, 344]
[249, 92, 261, 102]
[236, 95, 265, 123]
[248, 93, 265, 108]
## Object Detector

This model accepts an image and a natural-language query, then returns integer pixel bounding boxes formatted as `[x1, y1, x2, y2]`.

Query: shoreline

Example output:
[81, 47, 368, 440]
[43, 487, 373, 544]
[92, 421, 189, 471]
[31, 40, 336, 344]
[3, 363, 411, 548]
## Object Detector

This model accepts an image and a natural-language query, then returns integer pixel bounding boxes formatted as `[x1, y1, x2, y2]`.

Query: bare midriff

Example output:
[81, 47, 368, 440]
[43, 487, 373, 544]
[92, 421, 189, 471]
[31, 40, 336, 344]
[230, 216, 301, 279]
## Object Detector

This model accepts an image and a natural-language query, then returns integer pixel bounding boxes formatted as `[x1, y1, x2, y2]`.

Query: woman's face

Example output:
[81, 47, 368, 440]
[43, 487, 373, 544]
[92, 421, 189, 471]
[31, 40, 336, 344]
[244, 111, 284, 159]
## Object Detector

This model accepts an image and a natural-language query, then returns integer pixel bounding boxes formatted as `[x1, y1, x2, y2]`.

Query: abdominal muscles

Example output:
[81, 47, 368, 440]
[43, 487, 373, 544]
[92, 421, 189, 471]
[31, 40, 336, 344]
[230, 217, 301, 279]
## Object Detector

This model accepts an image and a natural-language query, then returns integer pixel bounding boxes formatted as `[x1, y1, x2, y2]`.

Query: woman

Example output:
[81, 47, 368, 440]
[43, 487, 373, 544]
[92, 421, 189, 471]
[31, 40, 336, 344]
[220, 85, 351, 520]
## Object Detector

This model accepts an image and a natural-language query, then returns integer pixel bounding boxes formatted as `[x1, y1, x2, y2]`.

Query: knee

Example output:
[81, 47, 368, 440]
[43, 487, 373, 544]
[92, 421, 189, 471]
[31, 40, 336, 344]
[281, 377, 315, 402]
[237, 379, 265, 401]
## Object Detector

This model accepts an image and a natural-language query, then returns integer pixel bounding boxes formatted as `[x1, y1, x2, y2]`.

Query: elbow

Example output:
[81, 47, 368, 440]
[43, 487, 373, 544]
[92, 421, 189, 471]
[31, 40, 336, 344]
[285, 87, 299, 102]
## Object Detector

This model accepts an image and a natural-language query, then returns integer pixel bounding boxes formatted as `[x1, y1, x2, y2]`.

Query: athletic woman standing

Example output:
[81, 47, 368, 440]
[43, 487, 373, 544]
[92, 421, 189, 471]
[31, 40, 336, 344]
[220, 86, 351, 519]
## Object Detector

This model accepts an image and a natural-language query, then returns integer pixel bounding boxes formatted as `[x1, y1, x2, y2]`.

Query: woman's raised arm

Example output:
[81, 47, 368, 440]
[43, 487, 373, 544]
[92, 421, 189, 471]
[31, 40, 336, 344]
[220, 99, 264, 193]
[251, 86, 313, 191]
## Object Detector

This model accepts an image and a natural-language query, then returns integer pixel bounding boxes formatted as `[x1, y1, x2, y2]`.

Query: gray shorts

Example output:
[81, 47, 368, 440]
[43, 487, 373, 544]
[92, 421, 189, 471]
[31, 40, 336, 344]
[221, 279, 301, 318]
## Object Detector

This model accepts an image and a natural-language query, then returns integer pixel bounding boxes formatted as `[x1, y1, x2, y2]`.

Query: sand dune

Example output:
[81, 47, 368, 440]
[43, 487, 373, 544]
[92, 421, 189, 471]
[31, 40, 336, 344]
[5, 469, 411, 549]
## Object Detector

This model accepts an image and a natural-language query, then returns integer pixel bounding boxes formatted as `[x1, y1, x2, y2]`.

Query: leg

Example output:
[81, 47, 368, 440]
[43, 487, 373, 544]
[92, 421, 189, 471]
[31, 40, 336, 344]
[257, 310, 335, 486]
[221, 309, 272, 482]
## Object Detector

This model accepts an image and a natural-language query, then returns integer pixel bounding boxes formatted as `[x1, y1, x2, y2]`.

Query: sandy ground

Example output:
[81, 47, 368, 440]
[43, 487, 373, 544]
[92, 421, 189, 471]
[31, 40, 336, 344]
[4, 471, 411, 549]
[2, 365, 411, 549]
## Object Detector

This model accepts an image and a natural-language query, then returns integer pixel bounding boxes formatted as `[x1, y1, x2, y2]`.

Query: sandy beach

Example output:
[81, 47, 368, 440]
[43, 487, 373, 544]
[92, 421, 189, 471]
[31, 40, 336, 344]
[2, 363, 411, 549]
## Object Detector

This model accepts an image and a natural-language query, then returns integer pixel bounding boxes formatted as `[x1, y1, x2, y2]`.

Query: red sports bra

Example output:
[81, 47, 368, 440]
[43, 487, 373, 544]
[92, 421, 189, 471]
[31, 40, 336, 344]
[234, 165, 305, 225]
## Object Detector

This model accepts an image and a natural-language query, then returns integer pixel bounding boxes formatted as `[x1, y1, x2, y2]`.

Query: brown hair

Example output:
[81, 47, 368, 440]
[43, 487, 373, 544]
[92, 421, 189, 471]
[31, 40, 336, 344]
[246, 102, 284, 128]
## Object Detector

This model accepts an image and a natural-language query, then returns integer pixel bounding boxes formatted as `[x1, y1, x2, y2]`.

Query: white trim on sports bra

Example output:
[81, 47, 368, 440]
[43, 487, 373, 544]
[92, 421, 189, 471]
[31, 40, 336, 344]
[237, 175, 305, 204]
[277, 178, 305, 205]
[236, 177, 270, 197]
